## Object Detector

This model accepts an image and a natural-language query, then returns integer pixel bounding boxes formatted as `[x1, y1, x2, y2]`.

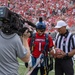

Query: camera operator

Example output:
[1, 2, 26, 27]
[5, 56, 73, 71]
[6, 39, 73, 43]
[0, 26, 31, 75]
[0, 6, 37, 75]
[0, 7, 31, 75]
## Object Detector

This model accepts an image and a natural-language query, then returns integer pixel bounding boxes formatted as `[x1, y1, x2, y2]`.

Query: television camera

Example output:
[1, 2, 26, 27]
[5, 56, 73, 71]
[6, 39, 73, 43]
[0, 6, 36, 35]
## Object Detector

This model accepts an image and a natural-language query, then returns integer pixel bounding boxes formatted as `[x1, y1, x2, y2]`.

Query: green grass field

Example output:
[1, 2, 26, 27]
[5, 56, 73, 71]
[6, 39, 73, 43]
[18, 58, 75, 75]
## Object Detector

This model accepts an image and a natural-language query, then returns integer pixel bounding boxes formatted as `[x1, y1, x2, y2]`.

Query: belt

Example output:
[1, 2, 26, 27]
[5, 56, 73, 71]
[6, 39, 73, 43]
[56, 56, 72, 60]
[62, 56, 72, 60]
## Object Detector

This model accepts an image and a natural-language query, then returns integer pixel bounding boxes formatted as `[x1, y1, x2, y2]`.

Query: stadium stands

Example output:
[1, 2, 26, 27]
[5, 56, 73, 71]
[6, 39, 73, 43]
[0, 0, 75, 32]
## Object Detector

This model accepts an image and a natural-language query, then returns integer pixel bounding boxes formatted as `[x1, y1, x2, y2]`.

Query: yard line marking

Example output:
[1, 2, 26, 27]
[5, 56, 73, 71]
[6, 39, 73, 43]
[19, 63, 24, 65]
[51, 70, 55, 72]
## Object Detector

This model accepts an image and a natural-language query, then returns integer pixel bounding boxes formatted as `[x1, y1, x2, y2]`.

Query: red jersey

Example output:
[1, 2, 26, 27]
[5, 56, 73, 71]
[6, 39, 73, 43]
[28, 33, 54, 58]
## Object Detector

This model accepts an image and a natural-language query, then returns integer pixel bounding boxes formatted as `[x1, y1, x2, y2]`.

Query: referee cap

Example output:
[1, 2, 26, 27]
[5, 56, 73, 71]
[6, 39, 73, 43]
[55, 20, 67, 28]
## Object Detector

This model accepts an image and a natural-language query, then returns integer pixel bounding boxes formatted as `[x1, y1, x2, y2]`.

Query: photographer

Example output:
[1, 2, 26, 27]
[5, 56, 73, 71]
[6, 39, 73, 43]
[0, 6, 31, 75]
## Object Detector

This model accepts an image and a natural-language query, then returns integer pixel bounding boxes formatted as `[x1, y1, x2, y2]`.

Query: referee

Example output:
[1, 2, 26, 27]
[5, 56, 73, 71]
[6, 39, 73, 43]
[54, 20, 75, 75]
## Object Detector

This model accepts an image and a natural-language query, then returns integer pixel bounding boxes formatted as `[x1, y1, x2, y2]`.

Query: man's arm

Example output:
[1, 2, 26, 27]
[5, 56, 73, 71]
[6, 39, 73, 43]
[65, 49, 75, 57]
[20, 30, 31, 62]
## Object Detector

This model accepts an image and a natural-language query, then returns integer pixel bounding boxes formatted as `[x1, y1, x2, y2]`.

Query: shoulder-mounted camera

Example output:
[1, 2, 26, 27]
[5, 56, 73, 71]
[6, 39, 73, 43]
[0, 6, 36, 35]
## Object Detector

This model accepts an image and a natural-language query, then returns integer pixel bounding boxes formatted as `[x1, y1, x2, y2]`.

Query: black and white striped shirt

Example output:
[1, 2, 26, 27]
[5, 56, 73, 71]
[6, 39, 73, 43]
[55, 31, 75, 53]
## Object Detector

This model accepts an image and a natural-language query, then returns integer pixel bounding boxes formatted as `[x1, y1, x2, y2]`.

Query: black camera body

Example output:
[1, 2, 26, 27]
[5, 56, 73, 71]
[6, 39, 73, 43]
[0, 6, 36, 35]
[0, 6, 25, 35]
[0, 6, 11, 21]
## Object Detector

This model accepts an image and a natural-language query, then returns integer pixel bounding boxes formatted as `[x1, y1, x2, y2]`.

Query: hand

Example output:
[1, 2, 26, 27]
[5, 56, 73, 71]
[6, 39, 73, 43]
[56, 50, 66, 58]
[23, 29, 31, 39]
[50, 48, 66, 59]
[50, 50, 57, 58]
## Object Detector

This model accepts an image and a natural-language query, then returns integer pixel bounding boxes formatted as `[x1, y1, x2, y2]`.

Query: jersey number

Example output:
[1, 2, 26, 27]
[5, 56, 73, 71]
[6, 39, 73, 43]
[39, 42, 41, 51]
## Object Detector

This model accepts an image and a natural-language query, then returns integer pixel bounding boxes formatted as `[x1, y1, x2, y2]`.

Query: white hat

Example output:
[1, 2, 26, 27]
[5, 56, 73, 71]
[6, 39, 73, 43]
[55, 20, 67, 28]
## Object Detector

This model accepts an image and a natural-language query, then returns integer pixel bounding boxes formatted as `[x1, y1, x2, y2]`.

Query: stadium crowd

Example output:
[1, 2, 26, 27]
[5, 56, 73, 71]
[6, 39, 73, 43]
[0, 0, 75, 32]
[0, 1, 75, 75]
